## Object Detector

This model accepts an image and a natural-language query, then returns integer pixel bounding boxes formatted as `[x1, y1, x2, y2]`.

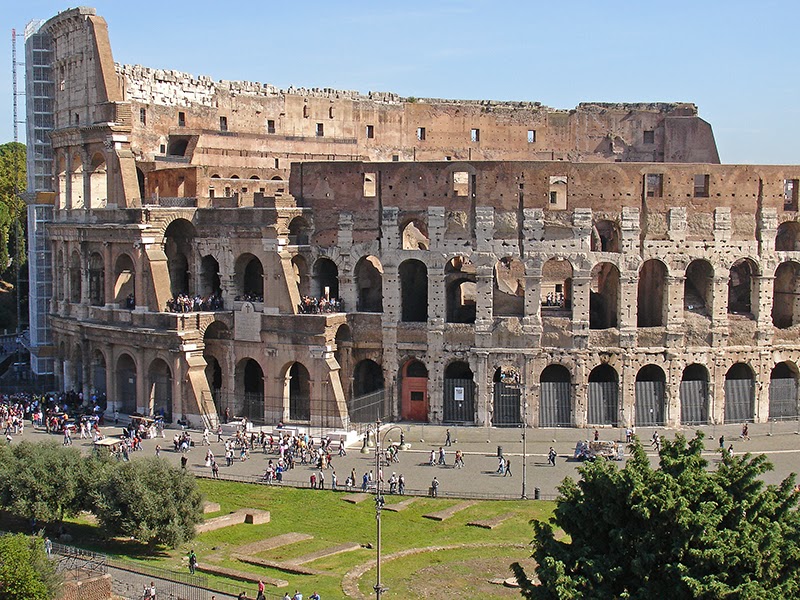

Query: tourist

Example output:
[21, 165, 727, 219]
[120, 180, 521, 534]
[445, 428, 452, 446]
[504, 458, 512, 477]
[431, 476, 439, 497]
[548, 446, 557, 466]
[188, 549, 197, 574]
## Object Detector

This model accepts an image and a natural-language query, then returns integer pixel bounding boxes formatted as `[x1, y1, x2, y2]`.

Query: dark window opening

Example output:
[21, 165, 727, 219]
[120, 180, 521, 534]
[694, 174, 710, 198]
[316, 123, 324, 137]
[267, 119, 276, 134]
[366, 124, 374, 139]
[785, 179, 799, 211]
[139, 108, 146, 125]
[178, 111, 185, 127]
[417, 127, 426, 141]
[471, 128, 480, 142]
[219, 116, 228, 131]
[646, 173, 663, 198]
[643, 130, 655, 144]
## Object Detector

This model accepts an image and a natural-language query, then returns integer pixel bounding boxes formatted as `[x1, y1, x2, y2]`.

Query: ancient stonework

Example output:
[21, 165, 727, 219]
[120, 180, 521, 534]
[26, 7, 800, 430]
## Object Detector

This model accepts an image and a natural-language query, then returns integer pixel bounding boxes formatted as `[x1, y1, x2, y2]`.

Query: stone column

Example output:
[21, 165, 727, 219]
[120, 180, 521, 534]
[103, 242, 114, 306]
[665, 275, 685, 348]
[571, 274, 591, 348]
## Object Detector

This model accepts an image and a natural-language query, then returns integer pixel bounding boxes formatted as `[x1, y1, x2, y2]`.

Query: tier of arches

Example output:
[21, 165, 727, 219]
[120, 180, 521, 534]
[55, 150, 108, 210]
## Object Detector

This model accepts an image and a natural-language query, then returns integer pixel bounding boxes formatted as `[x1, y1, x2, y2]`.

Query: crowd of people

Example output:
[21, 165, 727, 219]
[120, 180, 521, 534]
[165, 292, 224, 313]
[542, 291, 567, 307]
[2, 390, 108, 444]
[233, 292, 263, 303]
[298, 296, 344, 314]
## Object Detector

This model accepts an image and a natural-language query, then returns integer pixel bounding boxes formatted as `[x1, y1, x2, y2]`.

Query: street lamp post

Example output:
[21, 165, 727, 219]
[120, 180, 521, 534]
[521, 402, 528, 500]
[374, 418, 386, 599]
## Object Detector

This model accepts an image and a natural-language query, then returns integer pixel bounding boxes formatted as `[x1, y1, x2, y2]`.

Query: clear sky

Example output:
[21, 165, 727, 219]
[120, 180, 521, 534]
[3, 0, 799, 165]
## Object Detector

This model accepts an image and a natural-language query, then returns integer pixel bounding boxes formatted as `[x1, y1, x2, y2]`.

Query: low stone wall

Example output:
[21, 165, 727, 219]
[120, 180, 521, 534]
[59, 574, 113, 600]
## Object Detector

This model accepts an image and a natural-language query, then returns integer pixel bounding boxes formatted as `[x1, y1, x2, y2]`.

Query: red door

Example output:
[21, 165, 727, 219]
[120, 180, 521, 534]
[401, 360, 429, 422]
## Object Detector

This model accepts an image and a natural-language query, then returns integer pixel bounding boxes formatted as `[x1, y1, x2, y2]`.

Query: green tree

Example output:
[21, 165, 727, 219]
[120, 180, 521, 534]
[0, 141, 26, 276]
[0, 533, 61, 600]
[513, 433, 800, 599]
[92, 457, 203, 548]
[0, 441, 89, 524]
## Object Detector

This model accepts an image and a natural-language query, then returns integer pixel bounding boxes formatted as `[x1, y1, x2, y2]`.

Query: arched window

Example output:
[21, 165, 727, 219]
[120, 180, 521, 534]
[355, 256, 383, 312]
[776, 221, 800, 251]
[445, 256, 476, 323]
[288, 362, 311, 421]
[541, 258, 572, 314]
[772, 261, 800, 328]
[590, 263, 619, 329]
[684, 259, 713, 315]
[493, 257, 525, 317]
[399, 260, 428, 322]
[163, 219, 196, 297]
[638, 260, 667, 327]
[88, 252, 105, 306]
[728, 258, 758, 315]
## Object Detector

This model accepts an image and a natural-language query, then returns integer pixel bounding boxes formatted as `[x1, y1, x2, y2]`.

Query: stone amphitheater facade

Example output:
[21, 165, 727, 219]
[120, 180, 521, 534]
[26, 7, 800, 430]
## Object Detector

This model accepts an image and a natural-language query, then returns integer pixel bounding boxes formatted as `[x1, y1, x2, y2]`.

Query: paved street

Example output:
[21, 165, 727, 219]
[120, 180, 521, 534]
[21, 418, 800, 500]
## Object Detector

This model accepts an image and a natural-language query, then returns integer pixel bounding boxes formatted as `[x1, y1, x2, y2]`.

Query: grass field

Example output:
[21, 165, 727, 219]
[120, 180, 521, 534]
[59, 479, 554, 598]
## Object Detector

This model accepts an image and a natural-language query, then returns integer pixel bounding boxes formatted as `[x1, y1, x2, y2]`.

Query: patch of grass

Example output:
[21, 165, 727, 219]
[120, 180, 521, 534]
[56, 479, 554, 598]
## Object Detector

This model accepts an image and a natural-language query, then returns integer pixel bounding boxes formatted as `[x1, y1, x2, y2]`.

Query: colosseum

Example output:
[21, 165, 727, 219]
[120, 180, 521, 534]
[23, 7, 800, 431]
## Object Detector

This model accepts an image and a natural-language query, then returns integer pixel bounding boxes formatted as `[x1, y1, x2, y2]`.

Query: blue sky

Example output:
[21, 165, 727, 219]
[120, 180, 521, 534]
[3, 0, 799, 164]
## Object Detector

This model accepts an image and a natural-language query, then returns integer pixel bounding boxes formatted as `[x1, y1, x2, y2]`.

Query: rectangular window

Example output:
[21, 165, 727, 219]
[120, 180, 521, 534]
[219, 116, 228, 131]
[329, 106, 335, 119]
[693, 174, 710, 198]
[527, 129, 536, 143]
[316, 123, 324, 137]
[471, 128, 480, 142]
[549, 175, 567, 210]
[417, 127, 426, 141]
[366, 124, 374, 139]
[209, 188, 215, 199]
[363, 173, 377, 197]
[392, 155, 399, 162]
[453, 171, 469, 197]
[643, 130, 655, 144]
[646, 173, 663, 198]
[267, 119, 276, 134]
[274, 158, 279, 168]
[785, 179, 799, 211]
[159, 144, 166, 154]
[411, 391, 424, 402]
[178, 111, 185, 127]
[139, 108, 146, 125]
[550, 191, 558, 204]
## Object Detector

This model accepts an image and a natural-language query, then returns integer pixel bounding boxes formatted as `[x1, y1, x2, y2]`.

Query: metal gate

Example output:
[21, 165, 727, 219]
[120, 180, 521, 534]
[492, 382, 521, 426]
[348, 389, 385, 423]
[540, 382, 571, 427]
[151, 374, 172, 422]
[635, 381, 665, 426]
[769, 378, 798, 420]
[588, 381, 618, 426]
[118, 368, 137, 414]
[725, 378, 754, 423]
[443, 379, 475, 423]
[680, 380, 709, 424]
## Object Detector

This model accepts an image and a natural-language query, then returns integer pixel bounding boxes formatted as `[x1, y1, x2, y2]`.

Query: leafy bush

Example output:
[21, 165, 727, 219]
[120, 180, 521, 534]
[0, 533, 61, 600]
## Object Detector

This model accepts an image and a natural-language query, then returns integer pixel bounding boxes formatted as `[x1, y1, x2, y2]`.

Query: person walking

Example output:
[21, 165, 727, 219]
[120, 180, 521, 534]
[548, 446, 557, 466]
[504, 458, 512, 477]
[211, 459, 219, 479]
[741, 423, 750, 440]
[256, 579, 265, 600]
[445, 428, 452, 446]
[188, 550, 197, 575]
[44, 537, 52, 558]
[438, 446, 446, 466]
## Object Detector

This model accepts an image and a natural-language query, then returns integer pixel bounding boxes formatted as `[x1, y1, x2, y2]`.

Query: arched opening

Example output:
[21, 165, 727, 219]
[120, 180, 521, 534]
[770, 362, 799, 420]
[680, 364, 710, 424]
[728, 258, 758, 315]
[772, 261, 800, 328]
[114, 254, 135, 307]
[591, 219, 621, 252]
[204, 354, 223, 416]
[69, 251, 82, 303]
[88, 252, 105, 306]
[541, 258, 572, 313]
[776, 221, 800, 252]
[288, 362, 311, 421]
[399, 259, 428, 322]
[539, 364, 571, 427]
[401, 220, 430, 250]
[163, 219, 196, 297]
[443, 361, 475, 423]
[234, 253, 264, 301]
[351, 359, 385, 423]
[291, 255, 310, 300]
[445, 256, 476, 323]
[355, 255, 383, 312]
[199, 255, 222, 299]
[724, 363, 755, 423]
[634, 365, 666, 426]
[288, 217, 310, 245]
[588, 364, 619, 426]
[148, 359, 173, 422]
[235, 358, 264, 423]
[70, 154, 83, 209]
[684, 259, 714, 315]
[493, 257, 525, 317]
[89, 152, 107, 208]
[492, 366, 522, 426]
[590, 262, 619, 329]
[56, 154, 67, 209]
[401, 359, 429, 422]
[638, 259, 667, 327]
[116, 353, 137, 415]
[313, 258, 339, 300]
[73, 347, 84, 392]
